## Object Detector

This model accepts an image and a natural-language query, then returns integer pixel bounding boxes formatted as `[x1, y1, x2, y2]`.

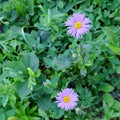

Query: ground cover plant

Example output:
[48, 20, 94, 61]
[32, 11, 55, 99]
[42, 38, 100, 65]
[0, 0, 120, 120]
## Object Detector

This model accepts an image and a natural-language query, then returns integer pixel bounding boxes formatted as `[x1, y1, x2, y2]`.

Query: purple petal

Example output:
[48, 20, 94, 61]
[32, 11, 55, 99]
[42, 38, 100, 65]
[65, 13, 91, 39]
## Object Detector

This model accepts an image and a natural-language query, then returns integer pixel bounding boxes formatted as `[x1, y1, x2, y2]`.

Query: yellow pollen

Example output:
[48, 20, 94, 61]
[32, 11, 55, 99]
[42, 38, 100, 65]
[74, 22, 82, 29]
[63, 96, 71, 103]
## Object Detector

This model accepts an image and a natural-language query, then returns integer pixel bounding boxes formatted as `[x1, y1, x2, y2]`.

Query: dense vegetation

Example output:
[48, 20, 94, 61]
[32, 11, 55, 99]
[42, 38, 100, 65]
[0, 0, 120, 120]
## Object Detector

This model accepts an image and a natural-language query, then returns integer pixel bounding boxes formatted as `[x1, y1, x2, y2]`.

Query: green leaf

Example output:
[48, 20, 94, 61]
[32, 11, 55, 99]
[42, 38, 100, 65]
[85, 32, 92, 41]
[21, 52, 39, 72]
[80, 67, 87, 76]
[0, 114, 5, 120]
[8, 116, 17, 120]
[6, 109, 15, 119]
[49, 51, 73, 70]
[35, 69, 41, 78]
[99, 83, 114, 92]
[111, 112, 120, 118]
[103, 93, 114, 107]
[38, 109, 47, 118]
[43, 81, 54, 94]
[107, 44, 120, 55]
[51, 102, 64, 119]
[64, 3, 74, 13]
[57, 1, 64, 8]
[27, 0, 34, 15]
[2, 94, 8, 107]
[103, 27, 119, 44]
[27, 116, 40, 120]
[112, 100, 120, 111]
[24, 31, 39, 49]
[28, 76, 36, 90]
[37, 95, 51, 111]
[116, 66, 120, 74]
[12, 0, 26, 15]
[28, 106, 37, 115]
[3, 61, 28, 77]
[15, 80, 31, 99]
[9, 94, 16, 108]
[0, 109, 5, 120]
[51, 74, 59, 88]
[0, 53, 3, 62]
[27, 67, 35, 76]
[5, 26, 22, 41]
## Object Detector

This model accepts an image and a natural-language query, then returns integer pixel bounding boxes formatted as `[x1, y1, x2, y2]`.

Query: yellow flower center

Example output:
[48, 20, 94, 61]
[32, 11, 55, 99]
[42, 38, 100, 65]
[74, 22, 82, 29]
[63, 96, 71, 103]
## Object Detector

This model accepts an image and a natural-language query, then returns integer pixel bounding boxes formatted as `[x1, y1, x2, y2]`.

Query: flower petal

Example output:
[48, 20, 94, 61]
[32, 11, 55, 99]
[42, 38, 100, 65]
[56, 88, 78, 111]
[65, 13, 91, 39]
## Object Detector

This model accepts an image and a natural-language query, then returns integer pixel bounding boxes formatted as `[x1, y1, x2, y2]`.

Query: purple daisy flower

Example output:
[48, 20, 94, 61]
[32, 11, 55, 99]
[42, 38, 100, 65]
[56, 88, 78, 111]
[65, 13, 91, 39]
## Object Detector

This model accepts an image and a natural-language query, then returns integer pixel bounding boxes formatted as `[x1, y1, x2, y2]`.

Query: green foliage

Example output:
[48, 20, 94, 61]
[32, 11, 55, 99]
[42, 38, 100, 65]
[103, 27, 120, 55]
[15, 100, 40, 120]
[99, 83, 114, 92]
[0, 0, 120, 119]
